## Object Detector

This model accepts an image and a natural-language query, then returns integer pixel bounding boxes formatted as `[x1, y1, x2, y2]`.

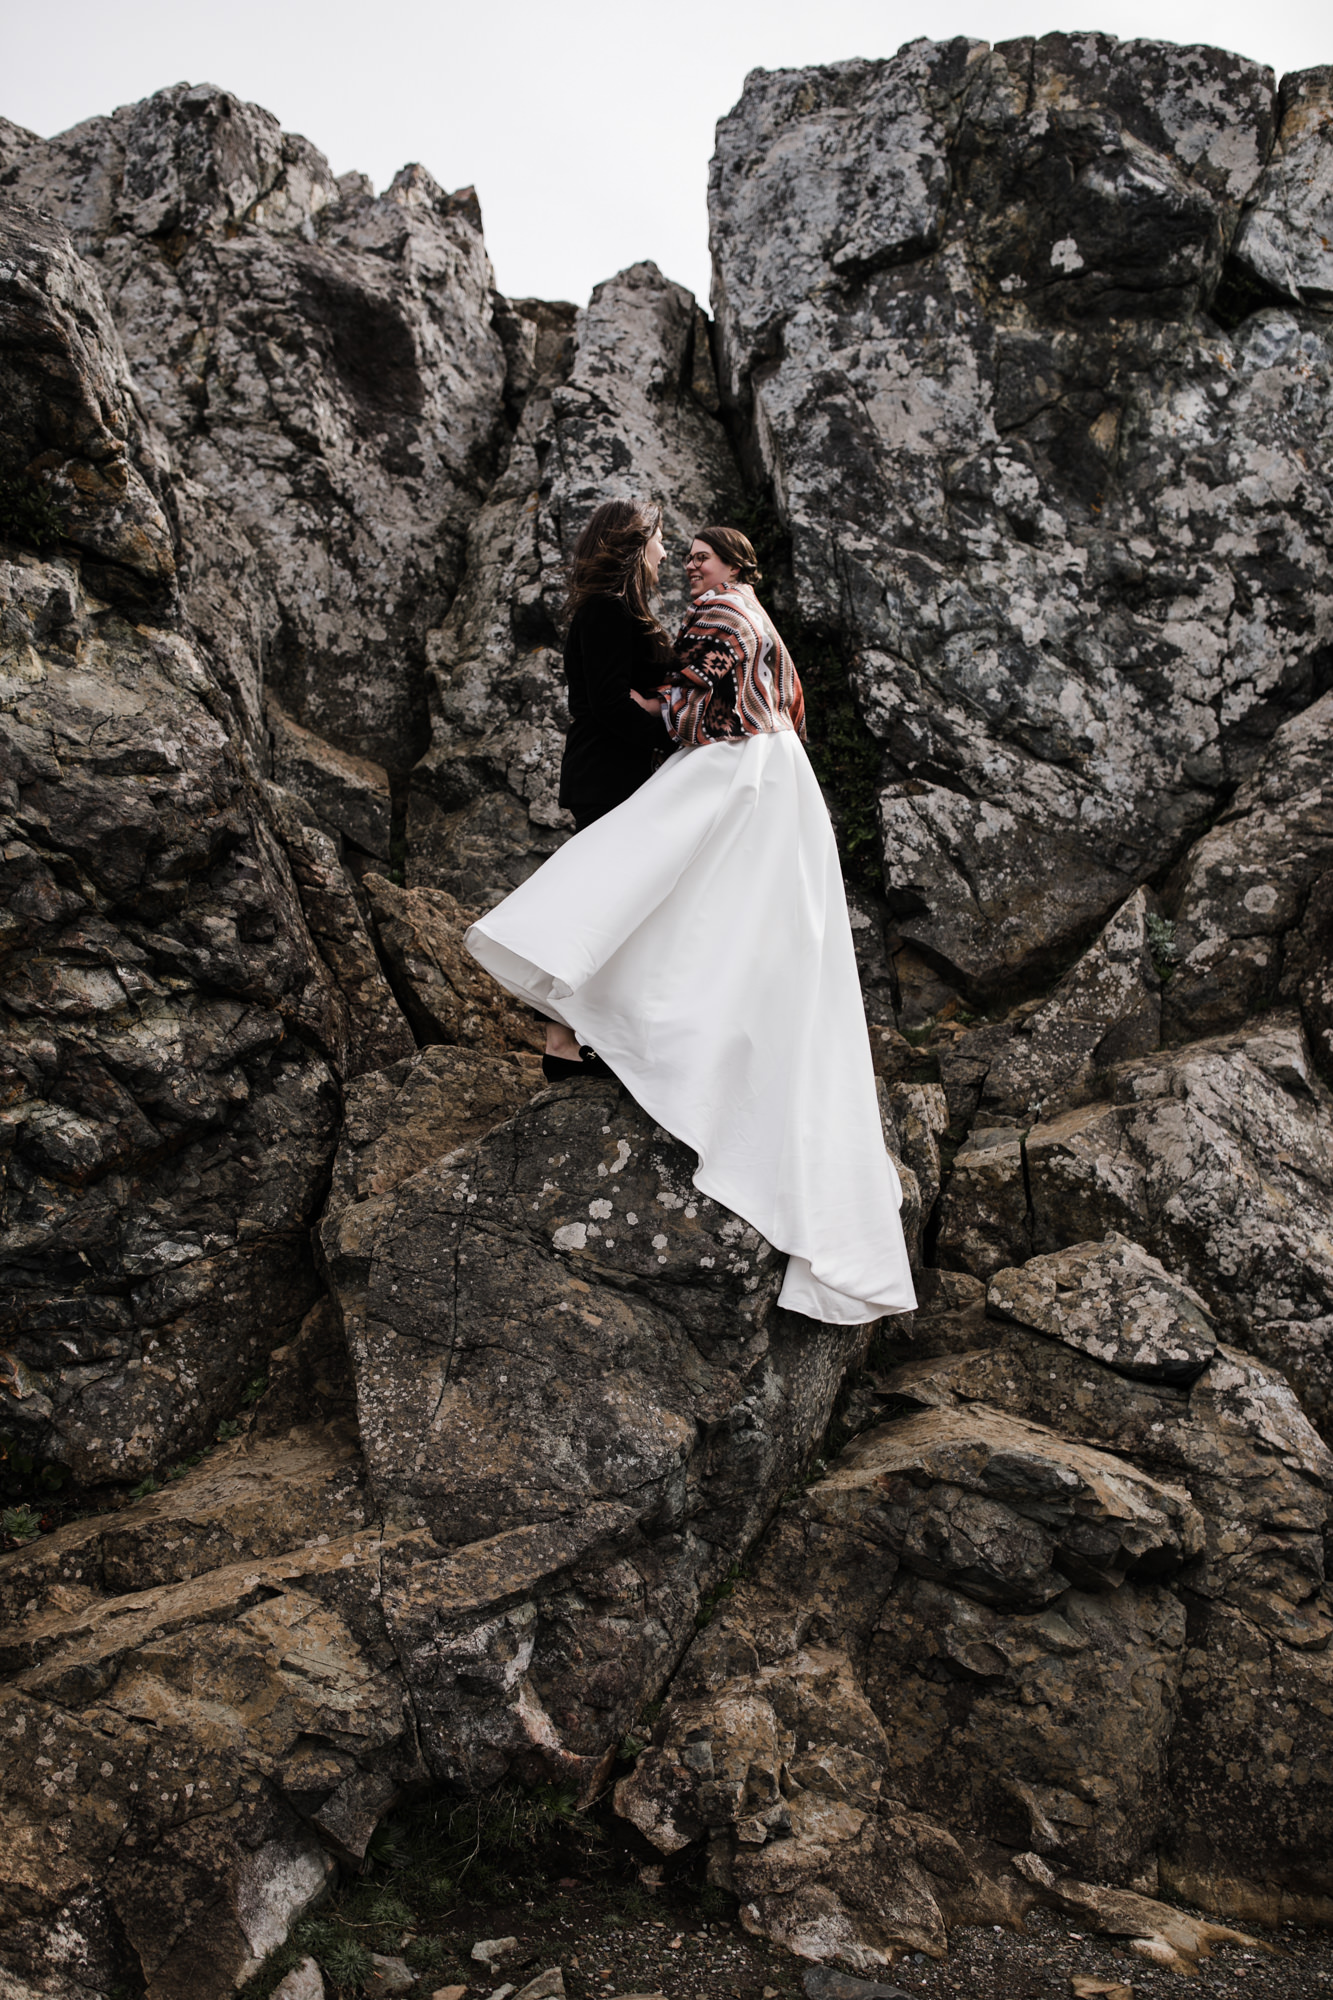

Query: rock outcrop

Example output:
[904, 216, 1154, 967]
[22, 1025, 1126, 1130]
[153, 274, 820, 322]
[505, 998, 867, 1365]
[617, 1235, 1333, 1961]
[1, 83, 505, 772]
[0, 202, 374, 1490]
[710, 37, 1333, 998]
[1162, 688, 1333, 1065]
[406, 261, 740, 906]
[318, 1068, 866, 1793]
[1, 34, 1332, 1999]
[0, 1425, 426, 2000]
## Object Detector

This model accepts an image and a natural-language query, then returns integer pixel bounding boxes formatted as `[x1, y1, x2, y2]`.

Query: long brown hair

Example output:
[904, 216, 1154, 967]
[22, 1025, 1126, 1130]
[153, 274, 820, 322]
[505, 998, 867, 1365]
[565, 497, 670, 649]
[692, 523, 762, 587]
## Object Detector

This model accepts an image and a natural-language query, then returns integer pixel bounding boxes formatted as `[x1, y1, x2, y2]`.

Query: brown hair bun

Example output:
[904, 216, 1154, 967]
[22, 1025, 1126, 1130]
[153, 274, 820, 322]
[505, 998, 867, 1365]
[693, 524, 761, 587]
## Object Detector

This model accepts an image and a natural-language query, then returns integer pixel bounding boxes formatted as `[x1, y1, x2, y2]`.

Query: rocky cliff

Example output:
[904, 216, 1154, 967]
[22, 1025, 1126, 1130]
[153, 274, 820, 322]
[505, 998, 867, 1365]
[0, 40, 1331, 2000]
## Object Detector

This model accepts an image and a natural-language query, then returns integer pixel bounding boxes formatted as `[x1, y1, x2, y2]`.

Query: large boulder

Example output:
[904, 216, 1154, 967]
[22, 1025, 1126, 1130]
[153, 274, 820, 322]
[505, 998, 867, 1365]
[2, 84, 507, 767]
[318, 1074, 866, 1794]
[937, 1016, 1333, 1435]
[616, 1401, 1204, 1965]
[1162, 690, 1333, 1070]
[0, 199, 407, 1489]
[406, 262, 741, 905]
[876, 1256, 1333, 1921]
[0, 200, 175, 602]
[1233, 67, 1333, 305]
[0, 1425, 427, 2000]
[0, 547, 342, 1487]
[618, 1227, 1333, 1958]
[710, 39, 1333, 995]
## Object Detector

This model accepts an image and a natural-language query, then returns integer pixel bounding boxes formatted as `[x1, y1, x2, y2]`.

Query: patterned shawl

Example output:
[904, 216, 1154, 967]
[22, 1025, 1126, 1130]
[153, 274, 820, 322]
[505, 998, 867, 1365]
[661, 584, 806, 745]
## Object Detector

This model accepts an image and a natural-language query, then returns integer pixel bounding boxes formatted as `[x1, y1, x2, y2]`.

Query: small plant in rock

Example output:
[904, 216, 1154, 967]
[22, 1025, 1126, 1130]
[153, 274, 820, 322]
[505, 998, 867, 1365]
[240, 1374, 268, 1407]
[362, 1886, 414, 1934]
[2, 1504, 42, 1545]
[295, 1919, 372, 1995]
[1145, 911, 1180, 981]
[404, 1934, 444, 1971]
[0, 469, 68, 552]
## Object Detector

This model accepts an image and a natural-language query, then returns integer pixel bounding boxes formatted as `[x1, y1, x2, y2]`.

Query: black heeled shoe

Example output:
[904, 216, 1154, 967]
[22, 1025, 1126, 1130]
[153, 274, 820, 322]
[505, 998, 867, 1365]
[541, 1046, 617, 1082]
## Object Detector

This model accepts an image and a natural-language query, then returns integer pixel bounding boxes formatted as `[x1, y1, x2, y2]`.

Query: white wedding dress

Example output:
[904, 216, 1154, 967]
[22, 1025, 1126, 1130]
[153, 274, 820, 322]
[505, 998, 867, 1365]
[464, 727, 916, 1325]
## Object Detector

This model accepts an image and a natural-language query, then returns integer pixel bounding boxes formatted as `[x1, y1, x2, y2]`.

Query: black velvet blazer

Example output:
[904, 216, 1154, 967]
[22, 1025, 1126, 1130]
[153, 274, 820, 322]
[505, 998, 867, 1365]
[558, 594, 673, 811]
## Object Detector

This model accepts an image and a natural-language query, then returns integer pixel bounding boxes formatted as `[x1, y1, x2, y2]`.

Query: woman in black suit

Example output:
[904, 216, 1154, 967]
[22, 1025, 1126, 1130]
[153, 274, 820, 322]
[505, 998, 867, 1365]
[544, 497, 673, 1077]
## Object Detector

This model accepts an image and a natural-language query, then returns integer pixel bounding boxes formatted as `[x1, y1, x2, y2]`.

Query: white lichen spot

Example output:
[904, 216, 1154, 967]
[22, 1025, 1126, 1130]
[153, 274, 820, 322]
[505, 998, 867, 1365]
[553, 1222, 588, 1251]
[652, 1233, 669, 1251]
[1243, 883, 1279, 915]
[626, 1212, 638, 1225]
[699, 1256, 716, 1269]
[1050, 237, 1085, 273]
[608, 1139, 632, 1174]
[684, 1204, 697, 1219]
[588, 1199, 613, 1219]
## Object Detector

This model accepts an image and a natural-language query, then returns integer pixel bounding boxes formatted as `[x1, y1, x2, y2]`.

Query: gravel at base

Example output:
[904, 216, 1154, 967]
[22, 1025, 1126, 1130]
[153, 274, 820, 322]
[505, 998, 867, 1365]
[437, 1899, 1333, 2000]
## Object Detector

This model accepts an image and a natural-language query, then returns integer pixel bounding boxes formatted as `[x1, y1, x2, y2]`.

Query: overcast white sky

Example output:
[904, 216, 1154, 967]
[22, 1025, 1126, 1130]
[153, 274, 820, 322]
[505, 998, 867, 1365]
[4, 0, 1328, 308]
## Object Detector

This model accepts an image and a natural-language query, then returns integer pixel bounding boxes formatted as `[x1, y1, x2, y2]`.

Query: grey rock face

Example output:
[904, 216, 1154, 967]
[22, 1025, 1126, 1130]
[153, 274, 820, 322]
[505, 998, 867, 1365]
[617, 1401, 1204, 1959]
[619, 1240, 1333, 1957]
[407, 262, 740, 906]
[711, 37, 1332, 994]
[363, 873, 543, 1053]
[887, 1319, 1332, 1650]
[987, 1234, 1218, 1384]
[1024, 1019, 1333, 1431]
[978, 887, 1162, 1119]
[268, 699, 393, 863]
[937, 1016, 1333, 1433]
[0, 1426, 426, 2000]
[876, 1298, 1333, 1911]
[1163, 689, 1333, 1062]
[1234, 68, 1333, 305]
[0, 542, 343, 1485]
[2, 84, 506, 768]
[3, 44, 1333, 1986]
[261, 783, 415, 1079]
[319, 1077, 863, 1792]
[0, 199, 175, 601]
[0, 197, 403, 1489]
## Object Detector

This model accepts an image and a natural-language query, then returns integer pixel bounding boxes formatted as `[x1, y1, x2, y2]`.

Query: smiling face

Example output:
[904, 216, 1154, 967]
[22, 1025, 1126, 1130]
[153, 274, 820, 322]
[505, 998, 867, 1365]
[683, 537, 738, 600]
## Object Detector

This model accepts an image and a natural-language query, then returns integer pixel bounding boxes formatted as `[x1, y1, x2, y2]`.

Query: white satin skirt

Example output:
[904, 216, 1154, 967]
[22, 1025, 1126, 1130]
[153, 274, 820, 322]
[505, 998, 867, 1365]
[464, 728, 916, 1325]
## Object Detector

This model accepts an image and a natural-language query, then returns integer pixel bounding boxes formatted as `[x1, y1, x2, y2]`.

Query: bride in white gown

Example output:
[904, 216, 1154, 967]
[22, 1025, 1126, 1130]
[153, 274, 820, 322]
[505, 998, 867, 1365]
[465, 523, 916, 1327]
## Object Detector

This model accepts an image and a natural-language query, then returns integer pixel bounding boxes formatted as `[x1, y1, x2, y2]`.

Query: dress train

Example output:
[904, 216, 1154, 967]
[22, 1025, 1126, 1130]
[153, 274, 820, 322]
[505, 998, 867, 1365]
[464, 729, 917, 1325]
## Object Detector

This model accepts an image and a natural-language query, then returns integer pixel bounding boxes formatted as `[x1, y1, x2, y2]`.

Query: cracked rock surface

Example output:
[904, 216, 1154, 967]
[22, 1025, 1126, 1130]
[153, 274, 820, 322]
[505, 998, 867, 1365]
[710, 36, 1333, 995]
[1, 37, 1332, 2000]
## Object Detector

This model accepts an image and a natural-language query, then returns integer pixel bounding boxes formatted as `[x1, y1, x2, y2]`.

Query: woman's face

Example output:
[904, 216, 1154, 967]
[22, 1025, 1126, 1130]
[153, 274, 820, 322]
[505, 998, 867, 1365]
[684, 538, 738, 600]
[642, 522, 666, 584]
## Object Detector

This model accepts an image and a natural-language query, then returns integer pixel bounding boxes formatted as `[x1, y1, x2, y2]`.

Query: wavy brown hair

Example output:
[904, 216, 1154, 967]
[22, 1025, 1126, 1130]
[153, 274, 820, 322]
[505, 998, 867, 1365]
[692, 523, 762, 587]
[565, 497, 671, 651]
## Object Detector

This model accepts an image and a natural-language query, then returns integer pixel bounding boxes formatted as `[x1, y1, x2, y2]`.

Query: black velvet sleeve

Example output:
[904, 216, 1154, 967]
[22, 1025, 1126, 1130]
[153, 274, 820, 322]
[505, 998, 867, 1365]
[573, 597, 672, 751]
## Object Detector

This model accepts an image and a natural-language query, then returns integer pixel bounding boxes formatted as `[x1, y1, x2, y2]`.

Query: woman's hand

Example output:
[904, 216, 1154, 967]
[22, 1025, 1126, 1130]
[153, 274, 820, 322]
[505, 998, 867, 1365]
[629, 689, 663, 716]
